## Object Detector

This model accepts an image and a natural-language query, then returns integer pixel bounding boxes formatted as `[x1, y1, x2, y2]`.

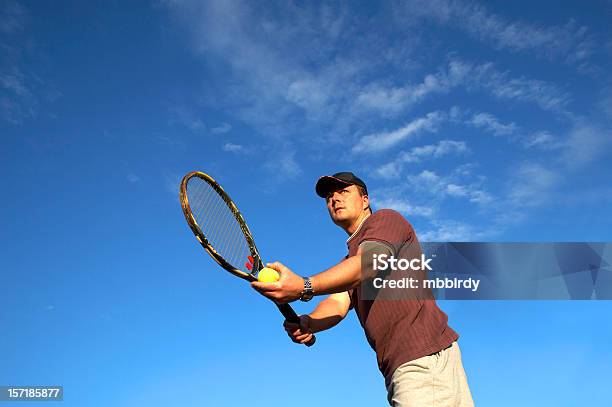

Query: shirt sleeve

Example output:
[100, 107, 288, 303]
[359, 240, 395, 257]
[353, 210, 415, 253]
[347, 240, 394, 310]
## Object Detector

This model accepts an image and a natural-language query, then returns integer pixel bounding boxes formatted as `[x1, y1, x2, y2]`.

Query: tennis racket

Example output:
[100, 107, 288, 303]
[179, 171, 316, 346]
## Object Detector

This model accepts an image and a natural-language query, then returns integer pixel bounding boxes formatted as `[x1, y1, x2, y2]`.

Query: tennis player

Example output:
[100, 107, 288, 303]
[251, 172, 473, 406]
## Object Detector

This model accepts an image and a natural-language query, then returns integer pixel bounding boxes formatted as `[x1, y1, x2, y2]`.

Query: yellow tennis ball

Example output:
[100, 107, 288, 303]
[258, 267, 280, 283]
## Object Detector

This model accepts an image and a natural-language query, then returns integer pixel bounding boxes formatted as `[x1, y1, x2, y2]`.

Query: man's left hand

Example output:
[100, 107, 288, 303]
[251, 261, 304, 303]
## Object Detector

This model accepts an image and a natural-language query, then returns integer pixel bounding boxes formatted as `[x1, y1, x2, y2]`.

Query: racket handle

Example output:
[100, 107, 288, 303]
[276, 303, 316, 347]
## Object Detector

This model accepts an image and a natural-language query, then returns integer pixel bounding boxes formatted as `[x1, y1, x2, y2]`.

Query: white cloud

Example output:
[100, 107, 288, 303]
[264, 149, 301, 178]
[523, 131, 560, 150]
[375, 162, 402, 180]
[403, 0, 594, 66]
[0, 1, 26, 34]
[286, 78, 331, 112]
[469, 112, 516, 136]
[446, 183, 468, 197]
[162, 0, 374, 140]
[371, 197, 435, 218]
[410, 140, 469, 160]
[444, 59, 569, 113]
[211, 122, 232, 134]
[127, 174, 140, 183]
[480, 68, 569, 113]
[353, 111, 445, 154]
[0, 3, 62, 125]
[0, 97, 26, 124]
[561, 121, 611, 168]
[375, 140, 468, 179]
[0, 71, 30, 97]
[169, 106, 205, 131]
[0, 67, 39, 124]
[163, 172, 183, 196]
[419, 220, 481, 241]
[407, 170, 493, 205]
[354, 62, 472, 116]
[508, 162, 560, 206]
[222, 142, 244, 153]
[372, 167, 498, 240]
[468, 190, 494, 204]
[356, 73, 448, 113]
[162, 0, 575, 163]
[355, 58, 570, 118]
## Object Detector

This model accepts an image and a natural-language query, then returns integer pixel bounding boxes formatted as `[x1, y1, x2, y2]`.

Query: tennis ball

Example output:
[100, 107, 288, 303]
[258, 267, 280, 283]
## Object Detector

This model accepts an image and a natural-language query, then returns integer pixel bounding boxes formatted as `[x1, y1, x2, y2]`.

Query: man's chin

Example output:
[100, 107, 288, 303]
[332, 216, 350, 227]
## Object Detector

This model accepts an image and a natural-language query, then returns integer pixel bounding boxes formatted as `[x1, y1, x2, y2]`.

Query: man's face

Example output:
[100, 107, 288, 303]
[325, 184, 369, 228]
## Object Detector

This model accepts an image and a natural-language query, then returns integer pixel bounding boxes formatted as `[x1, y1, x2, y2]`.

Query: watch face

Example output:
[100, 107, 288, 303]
[301, 276, 313, 301]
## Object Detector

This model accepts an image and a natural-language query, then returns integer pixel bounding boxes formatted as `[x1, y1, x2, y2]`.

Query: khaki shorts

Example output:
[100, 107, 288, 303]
[386, 341, 474, 406]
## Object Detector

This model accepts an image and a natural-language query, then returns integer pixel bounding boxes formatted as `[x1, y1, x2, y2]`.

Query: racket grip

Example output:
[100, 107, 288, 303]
[276, 303, 316, 347]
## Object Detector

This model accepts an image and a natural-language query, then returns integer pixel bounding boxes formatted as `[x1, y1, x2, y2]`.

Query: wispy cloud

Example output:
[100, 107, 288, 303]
[419, 219, 484, 241]
[163, 172, 183, 197]
[168, 106, 205, 132]
[263, 149, 301, 178]
[126, 174, 140, 183]
[507, 162, 560, 207]
[162, 0, 575, 169]
[0, 2, 62, 124]
[352, 111, 445, 154]
[211, 122, 232, 134]
[0, 1, 26, 35]
[375, 140, 468, 179]
[407, 169, 493, 204]
[469, 112, 516, 136]
[356, 73, 449, 113]
[462, 111, 564, 151]
[0, 70, 30, 97]
[446, 59, 570, 113]
[373, 182, 495, 240]
[403, 0, 594, 66]
[222, 142, 244, 153]
[561, 121, 611, 168]
[356, 59, 570, 117]
[370, 197, 435, 218]
[163, 0, 369, 139]
[0, 66, 40, 124]
[161, 0, 609, 232]
[369, 166, 495, 240]
[522, 131, 560, 150]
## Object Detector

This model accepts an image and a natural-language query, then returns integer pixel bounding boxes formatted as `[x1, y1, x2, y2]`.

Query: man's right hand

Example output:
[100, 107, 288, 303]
[283, 314, 314, 345]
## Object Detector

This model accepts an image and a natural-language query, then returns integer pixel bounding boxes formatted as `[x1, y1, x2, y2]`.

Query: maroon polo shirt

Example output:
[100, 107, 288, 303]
[346, 209, 459, 384]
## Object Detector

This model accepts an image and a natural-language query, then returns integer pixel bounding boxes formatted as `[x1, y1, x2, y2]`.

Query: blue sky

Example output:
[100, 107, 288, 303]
[1, 1, 612, 406]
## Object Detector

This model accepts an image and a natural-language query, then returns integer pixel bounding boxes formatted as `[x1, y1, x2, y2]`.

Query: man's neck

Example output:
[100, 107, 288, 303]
[345, 211, 370, 235]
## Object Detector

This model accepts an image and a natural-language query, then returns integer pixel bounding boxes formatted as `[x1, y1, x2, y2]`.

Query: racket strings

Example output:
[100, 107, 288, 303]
[186, 178, 254, 273]
[191, 180, 242, 262]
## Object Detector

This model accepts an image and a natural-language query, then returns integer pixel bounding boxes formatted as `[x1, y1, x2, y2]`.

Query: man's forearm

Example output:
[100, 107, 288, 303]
[310, 255, 362, 296]
[308, 294, 350, 333]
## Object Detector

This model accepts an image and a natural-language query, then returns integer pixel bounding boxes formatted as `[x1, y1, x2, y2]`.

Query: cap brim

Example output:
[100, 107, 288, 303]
[315, 176, 352, 198]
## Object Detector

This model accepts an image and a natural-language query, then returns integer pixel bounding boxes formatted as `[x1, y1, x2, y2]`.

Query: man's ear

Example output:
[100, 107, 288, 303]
[362, 194, 370, 211]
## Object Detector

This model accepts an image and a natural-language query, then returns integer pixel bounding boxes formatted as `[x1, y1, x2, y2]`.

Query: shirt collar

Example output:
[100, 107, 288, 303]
[346, 213, 371, 244]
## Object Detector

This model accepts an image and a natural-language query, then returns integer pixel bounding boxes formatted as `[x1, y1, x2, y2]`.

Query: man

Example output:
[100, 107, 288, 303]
[251, 172, 473, 406]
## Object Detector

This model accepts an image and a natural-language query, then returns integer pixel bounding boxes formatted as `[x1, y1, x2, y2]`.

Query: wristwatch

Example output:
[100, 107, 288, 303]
[300, 276, 314, 302]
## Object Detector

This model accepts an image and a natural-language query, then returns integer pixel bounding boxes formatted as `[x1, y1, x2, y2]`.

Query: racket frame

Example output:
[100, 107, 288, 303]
[179, 171, 315, 345]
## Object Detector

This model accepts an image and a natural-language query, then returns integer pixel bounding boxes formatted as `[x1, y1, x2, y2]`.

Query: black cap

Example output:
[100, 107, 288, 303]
[315, 172, 368, 198]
